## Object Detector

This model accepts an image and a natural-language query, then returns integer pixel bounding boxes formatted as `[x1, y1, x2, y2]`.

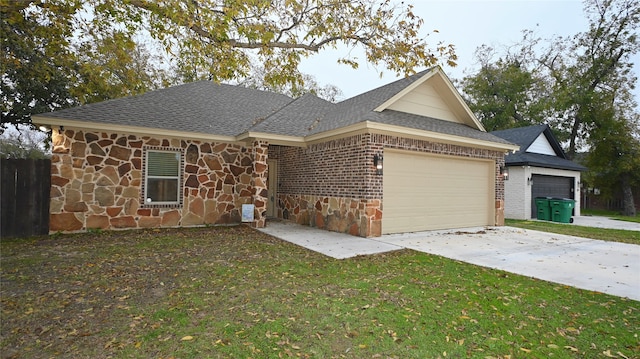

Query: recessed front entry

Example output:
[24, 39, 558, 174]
[266, 159, 278, 217]
[382, 149, 495, 234]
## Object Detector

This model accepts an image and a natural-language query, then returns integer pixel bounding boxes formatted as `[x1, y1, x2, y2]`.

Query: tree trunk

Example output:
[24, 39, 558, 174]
[620, 174, 636, 217]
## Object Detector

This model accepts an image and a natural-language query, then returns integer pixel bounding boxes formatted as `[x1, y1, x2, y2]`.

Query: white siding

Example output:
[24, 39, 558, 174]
[526, 134, 556, 155]
[504, 165, 581, 219]
[504, 166, 529, 219]
[386, 82, 460, 123]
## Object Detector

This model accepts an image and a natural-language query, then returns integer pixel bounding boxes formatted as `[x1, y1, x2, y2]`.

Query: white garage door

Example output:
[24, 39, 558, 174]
[383, 150, 495, 234]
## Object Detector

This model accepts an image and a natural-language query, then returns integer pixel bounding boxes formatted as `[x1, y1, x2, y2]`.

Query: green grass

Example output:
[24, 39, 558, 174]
[582, 208, 640, 223]
[506, 219, 640, 245]
[1, 226, 638, 358]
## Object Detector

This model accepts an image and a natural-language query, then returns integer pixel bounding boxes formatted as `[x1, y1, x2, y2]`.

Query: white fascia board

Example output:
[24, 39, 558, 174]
[373, 67, 486, 133]
[237, 132, 307, 147]
[437, 73, 487, 132]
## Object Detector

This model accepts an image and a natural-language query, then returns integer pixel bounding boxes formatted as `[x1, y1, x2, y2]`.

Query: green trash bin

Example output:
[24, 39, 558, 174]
[535, 197, 552, 221]
[550, 198, 575, 223]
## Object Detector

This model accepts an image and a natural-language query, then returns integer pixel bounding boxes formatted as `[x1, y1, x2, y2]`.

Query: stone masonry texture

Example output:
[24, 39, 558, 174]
[49, 128, 261, 232]
[49, 128, 506, 237]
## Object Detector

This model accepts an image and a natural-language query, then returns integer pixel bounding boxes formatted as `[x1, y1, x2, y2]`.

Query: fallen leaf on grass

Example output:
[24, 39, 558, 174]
[181, 336, 194, 341]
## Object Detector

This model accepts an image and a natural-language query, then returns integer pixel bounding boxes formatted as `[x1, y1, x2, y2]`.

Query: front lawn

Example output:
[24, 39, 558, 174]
[1, 226, 638, 358]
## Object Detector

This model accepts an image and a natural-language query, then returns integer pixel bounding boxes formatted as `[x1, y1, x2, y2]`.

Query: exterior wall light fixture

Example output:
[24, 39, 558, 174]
[373, 153, 383, 175]
[500, 165, 509, 180]
[527, 177, 533, 186]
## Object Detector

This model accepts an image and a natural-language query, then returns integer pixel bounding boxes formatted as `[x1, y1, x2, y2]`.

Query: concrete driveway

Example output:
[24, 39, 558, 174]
[259, 216, 640, 301]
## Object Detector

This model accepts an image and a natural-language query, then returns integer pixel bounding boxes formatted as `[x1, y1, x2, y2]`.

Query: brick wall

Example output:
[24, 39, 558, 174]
[49, 128, 259, 232]
[269, 133, 506, 237]
[271, 134, 380, 199]
[269, 133, 383, 237]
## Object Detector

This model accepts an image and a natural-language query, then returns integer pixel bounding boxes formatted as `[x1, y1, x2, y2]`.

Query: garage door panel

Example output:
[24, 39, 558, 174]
[530, 174, 573, 219]
[383, 150, 494, 234]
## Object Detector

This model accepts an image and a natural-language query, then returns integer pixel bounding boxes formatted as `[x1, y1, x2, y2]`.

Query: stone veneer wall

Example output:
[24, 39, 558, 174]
[277, 194, 382, 237]
[49, 128, 260, 232]
[269, 132, 507, 237]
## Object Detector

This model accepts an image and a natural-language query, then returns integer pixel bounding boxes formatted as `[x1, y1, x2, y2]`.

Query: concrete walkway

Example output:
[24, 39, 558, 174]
[566, 215, 640, 231]
[258, 216, 640, 301]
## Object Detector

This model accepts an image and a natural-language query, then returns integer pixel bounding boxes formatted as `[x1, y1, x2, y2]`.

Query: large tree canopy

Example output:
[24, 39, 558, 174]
[459, 42, 550, 132]
[460, 0, 639, 215]
[1, 0, 457, 128]
[461, 0, 638, 152]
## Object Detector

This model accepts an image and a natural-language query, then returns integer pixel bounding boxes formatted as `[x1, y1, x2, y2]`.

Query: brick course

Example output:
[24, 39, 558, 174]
[269, 132, 506, 236]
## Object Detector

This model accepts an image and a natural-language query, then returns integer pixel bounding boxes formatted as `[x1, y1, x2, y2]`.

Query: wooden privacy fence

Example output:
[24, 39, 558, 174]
[1, 158, 51, 238]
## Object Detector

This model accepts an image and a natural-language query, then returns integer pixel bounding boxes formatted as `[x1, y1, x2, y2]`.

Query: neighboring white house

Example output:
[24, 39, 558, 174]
[491, 125, 587, 220]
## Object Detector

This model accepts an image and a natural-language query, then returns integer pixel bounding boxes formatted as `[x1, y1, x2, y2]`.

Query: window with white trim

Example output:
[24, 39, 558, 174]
[144, 150, 181, 205]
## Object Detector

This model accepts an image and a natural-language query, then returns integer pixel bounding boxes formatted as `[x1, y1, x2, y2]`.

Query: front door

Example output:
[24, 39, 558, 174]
[266, 159, 278, 217]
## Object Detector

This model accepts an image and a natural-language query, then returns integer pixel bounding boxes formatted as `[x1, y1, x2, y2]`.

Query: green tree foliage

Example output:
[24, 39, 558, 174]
[460, 43, 549, 131]
[541, 0, 639, 159]
[460, 0, 639, 215]
[1, 0, 457, 128]
[582, 84, 640, 216]
[537, 0, 639, 215]
[1, 0, 168, 128]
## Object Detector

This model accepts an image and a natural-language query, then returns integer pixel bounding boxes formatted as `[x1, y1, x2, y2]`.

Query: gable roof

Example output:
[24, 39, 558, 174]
[491, 125, 587, 171]
[33, 68, 518, 152]
[373, 67, 485, 130]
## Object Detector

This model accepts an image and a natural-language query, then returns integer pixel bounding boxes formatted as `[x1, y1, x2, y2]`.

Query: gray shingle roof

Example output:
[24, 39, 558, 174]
[375, 110, 514, 145]
[250, 93, 335, 136]
[491, 125, 587, 171]
[37, 70, 514, 149]
[308, 69, 431, 134]
[41, 81, 294, 136]
[504, 152, 587, 171]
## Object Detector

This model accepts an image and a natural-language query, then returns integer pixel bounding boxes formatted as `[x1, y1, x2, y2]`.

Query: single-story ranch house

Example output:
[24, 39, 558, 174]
[491, 125, 587, 220]
[33, 67, 519, 237]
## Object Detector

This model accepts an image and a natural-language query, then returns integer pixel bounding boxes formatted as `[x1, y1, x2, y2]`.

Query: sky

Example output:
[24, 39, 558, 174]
[299, 0, 639, 104]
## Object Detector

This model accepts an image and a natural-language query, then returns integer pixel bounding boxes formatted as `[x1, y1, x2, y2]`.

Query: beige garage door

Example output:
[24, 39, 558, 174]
[383, 149, 495, 234]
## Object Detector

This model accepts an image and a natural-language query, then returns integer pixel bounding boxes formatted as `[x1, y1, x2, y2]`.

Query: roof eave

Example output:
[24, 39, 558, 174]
[506, 160, 587, 172]
[238, 132, 307, 147]
[307, 121, 520, 152]
[33, 116, 520, 153]
[32, 115, 239, 144]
